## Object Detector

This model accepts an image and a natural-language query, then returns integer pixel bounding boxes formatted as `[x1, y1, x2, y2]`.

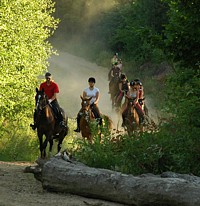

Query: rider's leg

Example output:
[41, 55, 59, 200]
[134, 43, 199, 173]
[74, 111, 81, 132]
[51, 100, 67, 128]
[30, 109, 37, 130]
[92, 105, 102, 125]
[135, 103, 145, 124]
[121, 107, 128, 127]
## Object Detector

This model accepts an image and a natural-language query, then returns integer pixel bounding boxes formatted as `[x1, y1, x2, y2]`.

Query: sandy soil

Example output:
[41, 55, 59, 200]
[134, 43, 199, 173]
[0, 161, 125, 206]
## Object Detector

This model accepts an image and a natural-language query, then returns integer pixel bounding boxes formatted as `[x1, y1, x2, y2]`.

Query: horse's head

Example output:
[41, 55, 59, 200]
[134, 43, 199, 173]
[80, 95, 92, 111]
[35, 88, 48, 111]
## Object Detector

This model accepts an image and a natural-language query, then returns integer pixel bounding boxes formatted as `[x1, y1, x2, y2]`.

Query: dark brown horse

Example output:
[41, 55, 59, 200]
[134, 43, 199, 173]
[79, 96, 113, 142]
[109, 76, 120, 109]
[123, 96, 144, 136]
[34, 88, 68, 158]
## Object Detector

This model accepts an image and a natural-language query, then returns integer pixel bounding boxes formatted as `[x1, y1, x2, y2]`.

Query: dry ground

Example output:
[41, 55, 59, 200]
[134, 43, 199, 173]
[0, 161, 126, 206]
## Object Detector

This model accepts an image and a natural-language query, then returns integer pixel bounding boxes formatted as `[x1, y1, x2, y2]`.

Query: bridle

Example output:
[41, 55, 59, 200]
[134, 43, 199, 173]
[81, 99, 92, 122]
[35, 92, 48, 112]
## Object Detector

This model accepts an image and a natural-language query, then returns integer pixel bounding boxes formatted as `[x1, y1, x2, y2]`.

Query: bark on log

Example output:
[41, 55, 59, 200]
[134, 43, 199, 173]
[26, 157, 200, 206]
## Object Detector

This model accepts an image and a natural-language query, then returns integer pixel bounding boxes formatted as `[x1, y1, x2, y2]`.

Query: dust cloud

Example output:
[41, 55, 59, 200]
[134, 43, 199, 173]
[48, 51, 121, 127]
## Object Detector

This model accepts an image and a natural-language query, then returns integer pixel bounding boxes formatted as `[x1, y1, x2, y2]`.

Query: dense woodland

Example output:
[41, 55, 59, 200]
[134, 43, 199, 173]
[0, 0, 200, 176]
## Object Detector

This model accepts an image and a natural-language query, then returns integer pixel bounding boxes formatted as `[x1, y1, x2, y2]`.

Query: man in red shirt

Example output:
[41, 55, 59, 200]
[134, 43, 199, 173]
[30, 72, 66, 130]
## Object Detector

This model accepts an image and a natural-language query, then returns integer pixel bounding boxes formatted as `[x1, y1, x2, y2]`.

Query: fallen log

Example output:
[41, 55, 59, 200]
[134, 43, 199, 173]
[26, 157, 200, 206]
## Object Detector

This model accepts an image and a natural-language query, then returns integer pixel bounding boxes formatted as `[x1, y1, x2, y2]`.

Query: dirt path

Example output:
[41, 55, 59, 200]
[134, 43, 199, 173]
[0, 161, 125, 206]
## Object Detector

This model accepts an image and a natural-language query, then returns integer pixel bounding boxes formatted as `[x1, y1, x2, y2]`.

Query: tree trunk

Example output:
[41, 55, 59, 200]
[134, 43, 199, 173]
[26, 157, 200, 206]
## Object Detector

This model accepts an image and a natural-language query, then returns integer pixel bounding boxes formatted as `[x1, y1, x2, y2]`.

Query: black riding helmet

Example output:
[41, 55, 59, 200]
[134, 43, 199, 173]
[88, 77, 96, 83]
[130, 81, 135, 86]
[45, 72, 52, 78]
[120, 73, 126, 80]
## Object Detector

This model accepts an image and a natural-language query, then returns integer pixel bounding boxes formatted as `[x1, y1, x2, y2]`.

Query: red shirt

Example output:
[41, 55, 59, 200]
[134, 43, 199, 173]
[39, 81, 59, 99]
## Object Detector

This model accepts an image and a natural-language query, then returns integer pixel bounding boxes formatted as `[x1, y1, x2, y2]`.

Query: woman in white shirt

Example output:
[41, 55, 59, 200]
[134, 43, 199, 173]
[74, 77, 101, 132]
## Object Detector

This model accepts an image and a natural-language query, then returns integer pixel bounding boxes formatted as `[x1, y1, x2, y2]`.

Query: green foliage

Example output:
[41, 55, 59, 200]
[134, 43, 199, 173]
[0, 0, 58, 122]
[163, 0, 200, 69]
[0, 0, 58, 161]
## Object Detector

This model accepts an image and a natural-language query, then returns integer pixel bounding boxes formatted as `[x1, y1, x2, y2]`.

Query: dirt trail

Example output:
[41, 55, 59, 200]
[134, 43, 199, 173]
[0, 161, 125, 206]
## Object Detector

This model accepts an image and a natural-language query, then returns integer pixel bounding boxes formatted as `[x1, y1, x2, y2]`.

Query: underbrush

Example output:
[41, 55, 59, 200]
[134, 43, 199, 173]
[0, 119, 76, 162]
[73, 121, 200, 176]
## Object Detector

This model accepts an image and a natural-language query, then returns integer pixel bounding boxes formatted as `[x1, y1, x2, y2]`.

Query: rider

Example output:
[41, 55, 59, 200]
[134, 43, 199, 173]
[74, 77, 101, 133]
[108, 53, 119, 81]
[121, 80, 145, 127]
[30, 72, 66, 130]
[117, 58, 123, 72]
[115, 73, 129, 108]
[111, 53, 118, 66]
[108, 62, 121, 94]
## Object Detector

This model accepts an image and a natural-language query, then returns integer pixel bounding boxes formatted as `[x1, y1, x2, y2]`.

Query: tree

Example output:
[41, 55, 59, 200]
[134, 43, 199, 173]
[163, 0, 200, 69]
[0, 0, 58, 129]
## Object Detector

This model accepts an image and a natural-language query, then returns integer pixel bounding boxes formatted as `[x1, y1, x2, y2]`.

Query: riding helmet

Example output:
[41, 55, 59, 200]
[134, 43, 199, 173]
[88, 77, 96, 83]
[136, 81, 142, 86]
[45, 72, 52, 77]
[120, 73, 126, 80]
[130, 81, 135, 86]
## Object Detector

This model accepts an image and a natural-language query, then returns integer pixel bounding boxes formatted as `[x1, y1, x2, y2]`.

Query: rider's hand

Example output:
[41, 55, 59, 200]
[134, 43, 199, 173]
[48, 99, 53, 104]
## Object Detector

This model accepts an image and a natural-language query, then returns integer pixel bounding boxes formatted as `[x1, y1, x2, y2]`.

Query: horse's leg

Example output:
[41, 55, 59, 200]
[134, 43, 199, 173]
[49, 139, 53, 157]
[37, 131, 44, 158]
[42, 133, 51, 159]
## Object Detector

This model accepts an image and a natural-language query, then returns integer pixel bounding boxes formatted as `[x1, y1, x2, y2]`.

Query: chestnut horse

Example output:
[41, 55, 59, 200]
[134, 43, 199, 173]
[34, 88, 68, 158]
[79, 96, 113, 142]
[123, 96, 144, 136]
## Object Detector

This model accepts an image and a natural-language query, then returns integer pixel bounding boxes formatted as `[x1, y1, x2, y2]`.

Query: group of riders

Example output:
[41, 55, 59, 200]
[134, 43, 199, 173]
[30, 53, 146, 132]
[108, 53, 146, 126]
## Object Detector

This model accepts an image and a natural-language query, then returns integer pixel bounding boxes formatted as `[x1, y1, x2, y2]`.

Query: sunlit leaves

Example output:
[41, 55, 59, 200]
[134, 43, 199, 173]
[0, 0, 58, 123]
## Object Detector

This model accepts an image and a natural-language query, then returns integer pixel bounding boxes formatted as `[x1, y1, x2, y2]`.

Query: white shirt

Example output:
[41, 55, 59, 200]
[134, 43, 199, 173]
[84, 87, 99, 105]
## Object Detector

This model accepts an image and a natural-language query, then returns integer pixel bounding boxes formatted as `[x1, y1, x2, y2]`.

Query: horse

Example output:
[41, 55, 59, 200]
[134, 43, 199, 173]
[109, 76, 120, 109]
[79, 96, 95, 142]
[123, 96, 144, 136]
[79, 96, 113, 142]
[34, 88, 68, 158]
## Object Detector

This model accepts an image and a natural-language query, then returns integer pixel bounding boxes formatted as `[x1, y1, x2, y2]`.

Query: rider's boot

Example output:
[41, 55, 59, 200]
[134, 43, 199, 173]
[30, 110, 37, 130]
[121, 116, 125, 127]
[74, 115, 80, 132]
[59, 121, 67, 129]
[30, 123, 37, 130]
[139, 115, 145, 125]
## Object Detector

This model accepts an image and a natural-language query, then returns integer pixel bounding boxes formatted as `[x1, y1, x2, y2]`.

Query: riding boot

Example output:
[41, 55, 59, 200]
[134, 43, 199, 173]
[30, 123, 37, 130]
[30, 110, 37, 130]
[59, 121, 67, 129]
[121, 115, 125, 127]
[74, 115, 81, 132]
[139, 115, 145, 125]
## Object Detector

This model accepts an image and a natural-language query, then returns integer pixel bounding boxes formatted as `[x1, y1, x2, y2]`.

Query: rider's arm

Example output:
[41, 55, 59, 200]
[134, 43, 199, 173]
[50, 93, 57, 101]
[94, 91, 100, 105]
[83, 91, 87, 98]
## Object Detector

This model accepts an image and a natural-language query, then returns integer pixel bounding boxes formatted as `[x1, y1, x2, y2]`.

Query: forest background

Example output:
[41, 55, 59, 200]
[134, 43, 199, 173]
[0, 0, 200, 176]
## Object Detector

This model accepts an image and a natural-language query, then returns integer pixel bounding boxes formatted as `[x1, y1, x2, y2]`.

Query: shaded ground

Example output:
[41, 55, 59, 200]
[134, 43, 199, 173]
[0, 161, 125, 206]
